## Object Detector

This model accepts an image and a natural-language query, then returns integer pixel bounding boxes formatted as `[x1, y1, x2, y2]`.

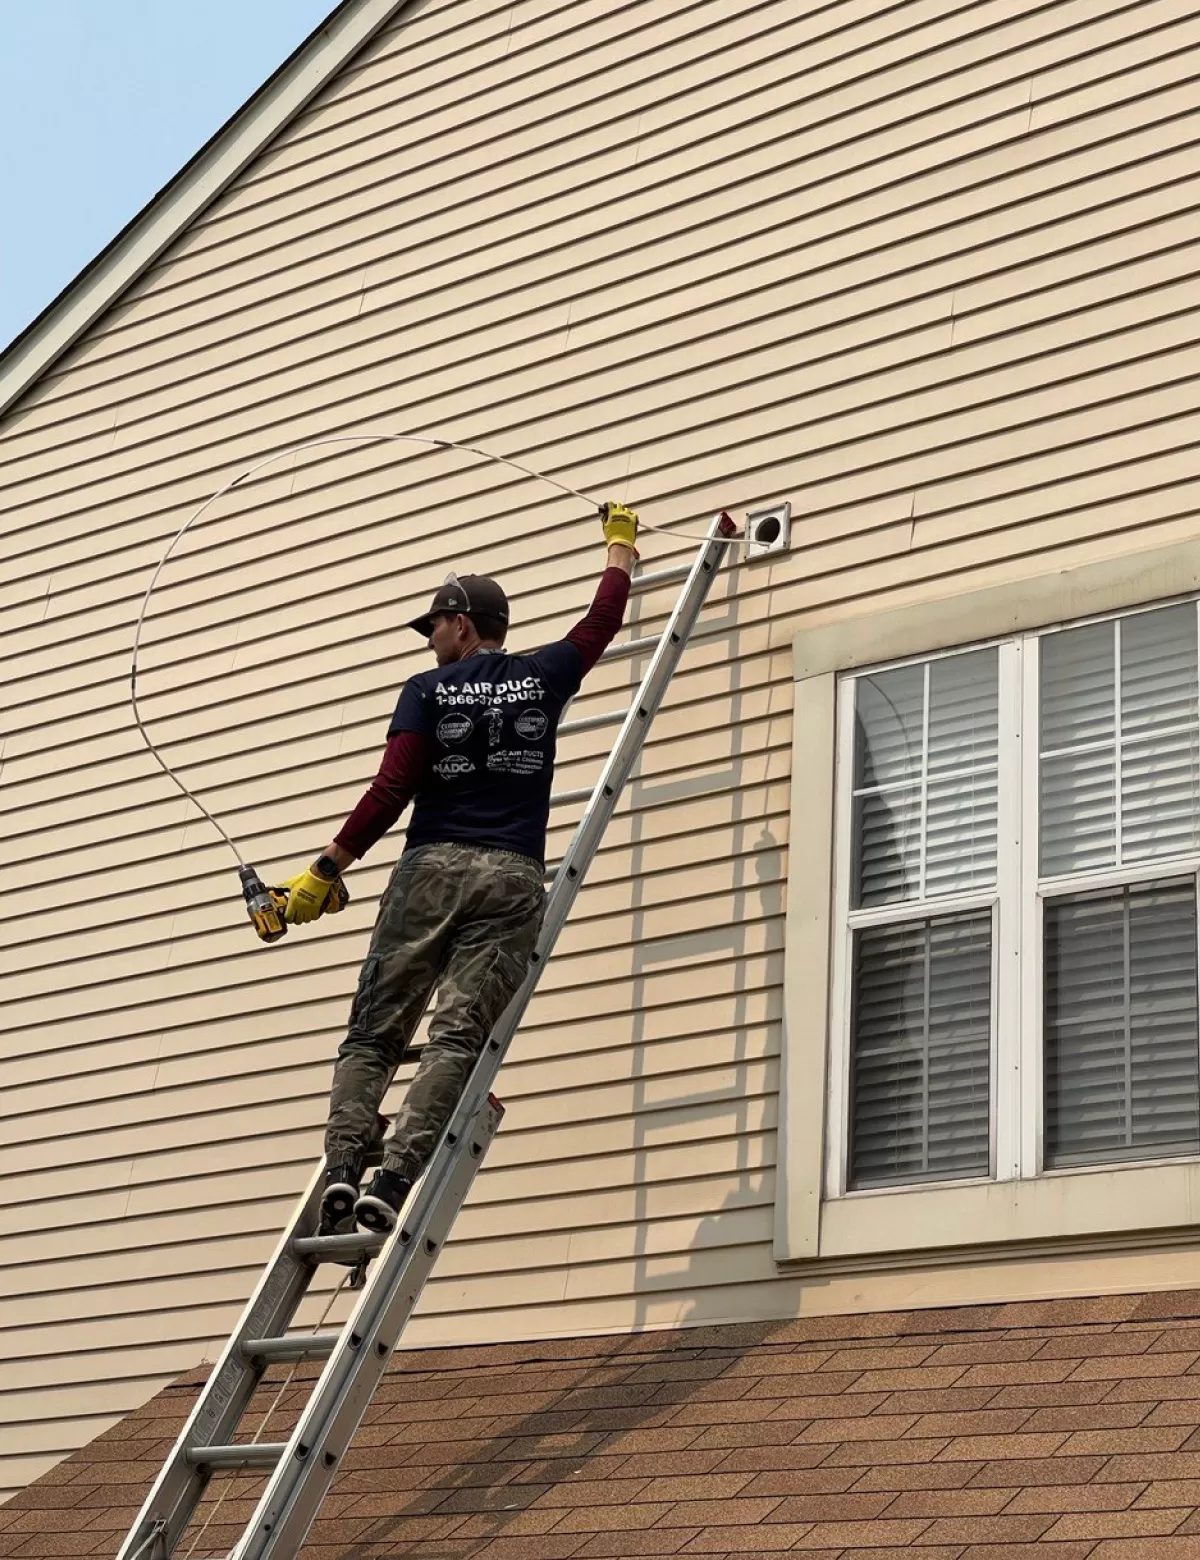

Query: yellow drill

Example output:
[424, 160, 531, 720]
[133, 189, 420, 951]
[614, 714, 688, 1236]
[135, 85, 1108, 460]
[238, 864, 350, 942]
[238, 865, 289, 943]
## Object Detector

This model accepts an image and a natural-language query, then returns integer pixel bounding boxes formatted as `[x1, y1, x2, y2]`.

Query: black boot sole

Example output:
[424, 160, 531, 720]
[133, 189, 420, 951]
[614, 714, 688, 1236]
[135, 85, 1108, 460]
[321, 1181, 358, 1223]
[354, 1192, 399, 1233]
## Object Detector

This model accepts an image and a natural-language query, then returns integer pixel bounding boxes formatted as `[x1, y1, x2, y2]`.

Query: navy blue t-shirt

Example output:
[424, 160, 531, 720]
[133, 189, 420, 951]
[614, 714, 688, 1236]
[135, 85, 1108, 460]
[388, 643, 585, 866]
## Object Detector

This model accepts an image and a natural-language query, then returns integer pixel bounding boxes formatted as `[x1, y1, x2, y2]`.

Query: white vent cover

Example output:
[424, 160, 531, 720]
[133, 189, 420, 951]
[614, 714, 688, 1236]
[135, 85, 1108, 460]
[746, 502, 791, 559]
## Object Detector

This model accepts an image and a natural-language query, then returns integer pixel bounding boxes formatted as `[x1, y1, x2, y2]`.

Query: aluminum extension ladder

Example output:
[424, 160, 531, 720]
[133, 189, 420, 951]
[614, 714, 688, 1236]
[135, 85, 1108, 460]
[118, 512, 738, 1560]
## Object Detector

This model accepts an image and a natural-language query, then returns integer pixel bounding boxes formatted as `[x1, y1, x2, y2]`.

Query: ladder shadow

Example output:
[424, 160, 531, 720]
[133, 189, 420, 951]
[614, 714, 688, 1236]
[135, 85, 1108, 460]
[618, 560, 786, 1338]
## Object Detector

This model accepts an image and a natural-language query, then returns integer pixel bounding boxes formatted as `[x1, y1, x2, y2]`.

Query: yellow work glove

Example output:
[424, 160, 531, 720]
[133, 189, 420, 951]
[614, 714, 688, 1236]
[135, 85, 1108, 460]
[599, 501, 639, 554]
[281, 860, 350, 924]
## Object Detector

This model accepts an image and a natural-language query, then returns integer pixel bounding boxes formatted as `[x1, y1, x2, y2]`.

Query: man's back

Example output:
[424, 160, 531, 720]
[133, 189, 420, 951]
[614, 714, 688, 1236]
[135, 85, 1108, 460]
[325, 562, 631, 873]
[394, 641, 583, 866]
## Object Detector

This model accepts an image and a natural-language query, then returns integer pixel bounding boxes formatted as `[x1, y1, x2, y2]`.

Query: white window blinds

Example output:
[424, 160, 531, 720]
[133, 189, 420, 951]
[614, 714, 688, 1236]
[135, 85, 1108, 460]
[1040, 604, 1200, 877]
[852, 649, 999, 907]
[849, 910, 992, 1189]
[1044, 879, 1200, 1168]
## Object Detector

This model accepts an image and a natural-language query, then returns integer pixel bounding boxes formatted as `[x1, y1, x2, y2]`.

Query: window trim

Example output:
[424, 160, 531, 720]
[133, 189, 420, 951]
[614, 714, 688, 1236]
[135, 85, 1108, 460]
[776, 536, 1200, 1266]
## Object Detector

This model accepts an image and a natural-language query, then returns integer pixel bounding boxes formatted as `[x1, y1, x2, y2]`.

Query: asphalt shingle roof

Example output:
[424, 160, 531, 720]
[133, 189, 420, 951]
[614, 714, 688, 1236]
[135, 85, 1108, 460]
[9, 1291, 1200, 1558]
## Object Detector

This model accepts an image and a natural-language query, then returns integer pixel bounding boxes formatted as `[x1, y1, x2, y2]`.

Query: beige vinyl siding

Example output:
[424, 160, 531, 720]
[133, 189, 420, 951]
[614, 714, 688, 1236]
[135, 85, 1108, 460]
[2, 0, 1200, 1499]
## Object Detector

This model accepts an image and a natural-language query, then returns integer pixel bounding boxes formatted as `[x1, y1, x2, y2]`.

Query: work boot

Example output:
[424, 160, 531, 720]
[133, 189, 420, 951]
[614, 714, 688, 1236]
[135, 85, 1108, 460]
[354, 1168, 412, 1234]
[320, 1163, 361, 1237]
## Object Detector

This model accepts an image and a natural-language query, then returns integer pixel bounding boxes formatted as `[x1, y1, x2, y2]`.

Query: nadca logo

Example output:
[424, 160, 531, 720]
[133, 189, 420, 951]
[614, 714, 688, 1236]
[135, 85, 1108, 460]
[433, 754, 474, 779]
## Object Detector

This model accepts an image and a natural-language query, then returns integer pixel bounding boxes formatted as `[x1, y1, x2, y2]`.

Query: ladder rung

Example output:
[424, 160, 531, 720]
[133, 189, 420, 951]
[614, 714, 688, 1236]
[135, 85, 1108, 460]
[601, 632, 661, 661]
[292, 1231, 386, 1262]
[559, 706, 628, 735]
[187, 1442, 286, 1471]
[242, 1332, 341, 1364]
[550, 785, 594, 807]
[630, 561, 691, 593]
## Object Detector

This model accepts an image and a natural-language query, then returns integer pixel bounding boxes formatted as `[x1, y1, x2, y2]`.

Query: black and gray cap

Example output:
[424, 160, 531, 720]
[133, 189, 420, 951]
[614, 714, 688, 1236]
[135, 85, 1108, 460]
[407, 572, 510, 638]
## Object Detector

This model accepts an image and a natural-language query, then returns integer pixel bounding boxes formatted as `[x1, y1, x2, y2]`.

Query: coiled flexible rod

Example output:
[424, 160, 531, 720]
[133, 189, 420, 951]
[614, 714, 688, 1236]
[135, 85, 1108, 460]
[129, 429, 726, 865]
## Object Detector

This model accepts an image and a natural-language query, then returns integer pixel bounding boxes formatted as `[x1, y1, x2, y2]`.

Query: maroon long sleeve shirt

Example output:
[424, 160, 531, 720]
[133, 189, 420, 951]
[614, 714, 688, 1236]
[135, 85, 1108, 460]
[334, 567, 631, 859]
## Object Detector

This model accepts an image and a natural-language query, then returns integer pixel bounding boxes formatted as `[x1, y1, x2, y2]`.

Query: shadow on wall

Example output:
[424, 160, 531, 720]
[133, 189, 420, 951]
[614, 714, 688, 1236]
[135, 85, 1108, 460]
[622, 562, 787, 1337]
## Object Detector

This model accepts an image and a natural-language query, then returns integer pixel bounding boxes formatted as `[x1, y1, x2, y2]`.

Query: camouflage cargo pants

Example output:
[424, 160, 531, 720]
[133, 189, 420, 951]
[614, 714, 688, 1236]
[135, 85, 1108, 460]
[325, 841, 545, 1181]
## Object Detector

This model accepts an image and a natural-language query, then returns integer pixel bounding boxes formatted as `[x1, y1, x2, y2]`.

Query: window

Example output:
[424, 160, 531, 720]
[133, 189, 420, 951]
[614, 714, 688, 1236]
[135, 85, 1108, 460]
[829, 599, 1200, 1200]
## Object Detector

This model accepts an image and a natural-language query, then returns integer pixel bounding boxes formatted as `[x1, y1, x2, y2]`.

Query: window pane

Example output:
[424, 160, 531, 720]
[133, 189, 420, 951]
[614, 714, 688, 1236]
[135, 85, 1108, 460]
[928, 650, 999, 774]
[1123, 731, 1200, 863]
[855, 665, 923, 788]
[1121, 603, 1197, 735]
[1040, 620, 1116, 877]
[926, 770, 998, 897]
[1041, 620, 1115, 751]
[850, 910, 991, 1189]
[1041, 749, 1116, 877]
[852, 649, 998, 907]
[853, 787, 920, 906]
[1121, 605, 1200, 862]
[1044, 879, 1200, 1168]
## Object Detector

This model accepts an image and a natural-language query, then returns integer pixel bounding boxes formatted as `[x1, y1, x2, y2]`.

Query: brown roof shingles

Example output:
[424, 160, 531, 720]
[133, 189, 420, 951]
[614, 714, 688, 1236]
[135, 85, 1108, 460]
[9, 1292, 1200, 1557]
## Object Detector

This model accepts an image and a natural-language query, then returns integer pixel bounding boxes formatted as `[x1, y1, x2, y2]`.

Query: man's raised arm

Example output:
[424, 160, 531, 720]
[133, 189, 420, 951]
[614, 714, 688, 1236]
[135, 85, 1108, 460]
[563, 503, 638, 675]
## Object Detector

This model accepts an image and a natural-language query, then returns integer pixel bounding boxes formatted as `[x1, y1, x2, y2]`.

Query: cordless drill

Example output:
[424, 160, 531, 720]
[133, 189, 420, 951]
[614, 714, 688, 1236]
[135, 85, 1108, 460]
[238, 863, 350, 943]
[238, 865, 289, 944]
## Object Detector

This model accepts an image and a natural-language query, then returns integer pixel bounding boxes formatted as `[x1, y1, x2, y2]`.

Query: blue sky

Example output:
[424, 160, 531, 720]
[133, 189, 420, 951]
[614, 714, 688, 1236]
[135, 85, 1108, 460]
[0, 1, 338, 351]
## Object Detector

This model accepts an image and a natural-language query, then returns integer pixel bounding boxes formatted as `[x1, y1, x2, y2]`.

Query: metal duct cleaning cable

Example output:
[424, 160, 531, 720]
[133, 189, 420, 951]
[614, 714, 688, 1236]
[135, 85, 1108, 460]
[128, 429, 729, 936]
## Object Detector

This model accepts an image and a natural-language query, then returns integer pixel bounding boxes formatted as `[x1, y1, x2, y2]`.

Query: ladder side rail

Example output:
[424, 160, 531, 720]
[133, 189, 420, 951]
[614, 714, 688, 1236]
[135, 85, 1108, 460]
[115, 1163, 326, 1560]
[231, 516, 737, 1560]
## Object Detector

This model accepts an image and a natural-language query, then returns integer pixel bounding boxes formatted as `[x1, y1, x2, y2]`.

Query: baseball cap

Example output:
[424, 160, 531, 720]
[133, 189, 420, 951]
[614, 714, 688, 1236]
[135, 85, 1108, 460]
[407, 572, 510, 638]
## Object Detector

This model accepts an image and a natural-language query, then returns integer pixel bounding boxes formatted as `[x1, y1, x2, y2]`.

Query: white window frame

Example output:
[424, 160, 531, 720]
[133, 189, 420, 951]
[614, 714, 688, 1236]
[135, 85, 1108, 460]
[775, 537, 1200, 1267]
[827, 611, 1200, 1203]
[825, 644, 1021, 1199]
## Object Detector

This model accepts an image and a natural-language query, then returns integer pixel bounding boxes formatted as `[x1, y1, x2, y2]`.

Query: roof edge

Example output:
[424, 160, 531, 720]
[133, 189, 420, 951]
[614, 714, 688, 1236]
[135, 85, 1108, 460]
[0, 0, 412, 422]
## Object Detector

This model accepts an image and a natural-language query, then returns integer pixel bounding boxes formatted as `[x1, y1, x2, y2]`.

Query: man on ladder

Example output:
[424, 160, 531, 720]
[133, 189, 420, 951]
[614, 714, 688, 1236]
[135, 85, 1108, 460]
[278, 503, 640, 1237]
[118, 507, 735, 1560]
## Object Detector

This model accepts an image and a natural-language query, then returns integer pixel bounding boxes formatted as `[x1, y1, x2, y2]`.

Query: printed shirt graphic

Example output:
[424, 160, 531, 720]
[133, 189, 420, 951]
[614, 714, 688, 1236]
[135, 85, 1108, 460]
[388, 642, 585, 865]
